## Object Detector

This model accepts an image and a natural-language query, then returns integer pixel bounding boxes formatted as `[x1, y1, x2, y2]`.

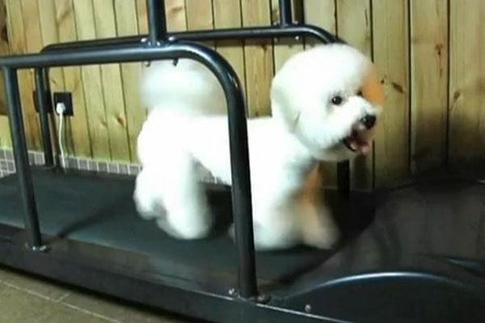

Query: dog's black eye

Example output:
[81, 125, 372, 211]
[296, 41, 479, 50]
[357, 90, 363, 97]
[331, 95, 343, 105]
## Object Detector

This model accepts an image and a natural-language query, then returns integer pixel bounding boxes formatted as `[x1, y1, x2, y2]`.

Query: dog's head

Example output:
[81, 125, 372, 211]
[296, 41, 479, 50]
[271, 44, 384, 161]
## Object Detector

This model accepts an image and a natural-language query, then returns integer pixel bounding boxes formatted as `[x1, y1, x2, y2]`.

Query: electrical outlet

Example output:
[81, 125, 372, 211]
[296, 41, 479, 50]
[53, 92, 74, 116]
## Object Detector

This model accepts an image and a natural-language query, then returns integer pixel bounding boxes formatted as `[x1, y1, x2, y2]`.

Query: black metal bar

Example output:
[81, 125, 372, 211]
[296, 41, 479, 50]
[0, 42, 258, 298]
[146, 0, 167, 44]
[0, 231, 341, 323]
[34, 68, 54, 167]
[38, 24, 349, 195]
[41, 25, 338, 53]
[3, 68, 44, 249]
[337, 162, 350, 198]
[279, 0, 293, 26]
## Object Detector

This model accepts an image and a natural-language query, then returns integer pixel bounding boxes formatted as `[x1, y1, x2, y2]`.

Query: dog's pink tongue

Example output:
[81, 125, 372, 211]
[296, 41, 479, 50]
[348, 134, 372, 155]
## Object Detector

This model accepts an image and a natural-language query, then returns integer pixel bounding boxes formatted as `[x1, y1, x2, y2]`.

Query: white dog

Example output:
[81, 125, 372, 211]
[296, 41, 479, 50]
[134, 44, 384, 250]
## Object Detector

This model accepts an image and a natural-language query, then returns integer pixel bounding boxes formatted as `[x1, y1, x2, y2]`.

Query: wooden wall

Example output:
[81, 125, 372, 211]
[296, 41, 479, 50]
[0, 0, 484, 189]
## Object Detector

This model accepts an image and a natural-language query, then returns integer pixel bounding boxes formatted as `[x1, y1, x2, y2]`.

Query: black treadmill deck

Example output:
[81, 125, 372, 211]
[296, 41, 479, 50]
[0, 168, 368, 290]
[1, 168, 484, 322]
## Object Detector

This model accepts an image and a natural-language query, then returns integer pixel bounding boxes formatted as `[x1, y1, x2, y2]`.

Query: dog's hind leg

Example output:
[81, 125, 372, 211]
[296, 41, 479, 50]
[134, 168, 166, 220]
[158, 152, 213, 239]
[135, 151, 213, 239]
[230, 197, 302, 250]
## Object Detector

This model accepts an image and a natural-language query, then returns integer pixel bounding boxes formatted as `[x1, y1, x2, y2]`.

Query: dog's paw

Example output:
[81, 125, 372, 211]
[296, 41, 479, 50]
[133, 193, 163, 220]
[302, 224, 340, 249]
[156, 217, 186, 239]
[158, 208, 213, 240]
[300, 205, 340, 249]
[228, 223, 299, 251]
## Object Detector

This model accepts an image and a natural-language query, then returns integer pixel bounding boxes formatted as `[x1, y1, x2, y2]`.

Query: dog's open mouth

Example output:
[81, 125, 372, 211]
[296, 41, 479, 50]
[343, 129, 372, 155]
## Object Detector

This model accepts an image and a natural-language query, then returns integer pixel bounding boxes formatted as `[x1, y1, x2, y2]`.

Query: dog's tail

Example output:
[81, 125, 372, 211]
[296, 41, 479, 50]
[141, 59, 227, 116]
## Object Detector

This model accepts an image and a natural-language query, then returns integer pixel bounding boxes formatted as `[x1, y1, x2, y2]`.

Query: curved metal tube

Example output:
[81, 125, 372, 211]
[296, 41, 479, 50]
[41, 25, 340, 54]
[37, 23, 340, 171]
[1, 42, 257, 297]
[29, 22, 344, 297]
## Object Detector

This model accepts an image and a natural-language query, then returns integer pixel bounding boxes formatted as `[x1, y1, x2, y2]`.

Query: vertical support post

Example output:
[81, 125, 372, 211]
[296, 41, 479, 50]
[146, 0, 167, 45]
[199, 48, 258, 299]
[229, 101, 257, 299]
[4, 67, 44, 250]
[35, 68, 54, 167]
[224, 72, 258, 300]
[337, 161, 350, 198]
[279, 0, 293, 26]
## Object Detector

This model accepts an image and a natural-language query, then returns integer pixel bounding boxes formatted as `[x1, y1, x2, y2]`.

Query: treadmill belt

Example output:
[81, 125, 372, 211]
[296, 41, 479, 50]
[0, 169, 350, 286]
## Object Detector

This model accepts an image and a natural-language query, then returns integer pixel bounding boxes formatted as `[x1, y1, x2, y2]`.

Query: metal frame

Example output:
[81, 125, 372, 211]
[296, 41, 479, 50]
[35, 1, 349, 193]
[0, 0, 351, 321]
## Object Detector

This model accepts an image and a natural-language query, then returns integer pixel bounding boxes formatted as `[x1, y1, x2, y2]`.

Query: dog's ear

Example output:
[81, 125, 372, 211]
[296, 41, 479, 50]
[271, 77, 301, 132]
[362, 67, 385, 108]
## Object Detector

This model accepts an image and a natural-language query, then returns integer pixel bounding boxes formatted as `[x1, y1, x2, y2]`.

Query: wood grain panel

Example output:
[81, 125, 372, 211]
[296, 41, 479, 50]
[337, 0, 373, 189]
[449, 0, 485, 165]
[56, 0, 92, 157]
[165, 0, 186, 32]
[213, 0, 245, 97]
[93, 0, 130, 161]
[410, 0, 448, 172]
[73, 0, 109, 159]
[241, 0, 273, 117]
[0, 116, 11, 147]
[373, 0, 410, 187]
[5, 0, 40, 149]
[116, 0, 145, 162]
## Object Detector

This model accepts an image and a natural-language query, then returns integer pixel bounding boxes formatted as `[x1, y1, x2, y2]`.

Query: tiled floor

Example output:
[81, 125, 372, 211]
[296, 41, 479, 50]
[0, 266, 190, 323]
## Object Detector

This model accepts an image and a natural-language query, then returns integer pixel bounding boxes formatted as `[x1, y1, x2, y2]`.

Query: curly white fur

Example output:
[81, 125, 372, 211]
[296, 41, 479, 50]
[134, 44, 383, 250]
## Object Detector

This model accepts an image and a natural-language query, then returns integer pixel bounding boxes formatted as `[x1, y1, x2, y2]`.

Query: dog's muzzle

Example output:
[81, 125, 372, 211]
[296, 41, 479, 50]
[342, 114, 377, 155]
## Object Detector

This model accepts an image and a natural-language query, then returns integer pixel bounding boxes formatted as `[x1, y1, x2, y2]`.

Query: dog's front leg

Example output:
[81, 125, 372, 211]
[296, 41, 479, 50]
[228, 190, 302, 250]
[299, 200, 340, 249]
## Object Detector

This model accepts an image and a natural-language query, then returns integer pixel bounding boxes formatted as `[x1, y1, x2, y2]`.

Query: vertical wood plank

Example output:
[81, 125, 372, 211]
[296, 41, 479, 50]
[373, 0, 410, 187]
[92, 0, 130, 161]
[213, 0, 245, 94]
[0, 116, 11, 147]
[185, 0, 214, 48]
[38, 0, 76, 155]
[449, 0, 485, 165]
[303, 0, 338, 186]
[410, 0, 448, 172]
[271, 0, 304, 72]
[116, 0, 145, 162]
[165, 0, 187, 32]
[21, 0, 46, 149]
[304, 0, 336, 41]
[185, 0, 213, 30]
[5, 0, 40, 149]
[73, 0, 110, 159]
[21, 0, 45, 122]
[136, 0, 148, 34]
[185, 0, 214, 30]
[55, 0, 92, 157]
[337, 0, 374, 190]
[241, 0, 273, 117]
[336, 0, 372, 54]
[38, 0, 65, 93]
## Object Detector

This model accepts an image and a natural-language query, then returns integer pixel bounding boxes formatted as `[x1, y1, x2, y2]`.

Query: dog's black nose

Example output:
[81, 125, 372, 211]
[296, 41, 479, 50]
[360, 115, 376, 129]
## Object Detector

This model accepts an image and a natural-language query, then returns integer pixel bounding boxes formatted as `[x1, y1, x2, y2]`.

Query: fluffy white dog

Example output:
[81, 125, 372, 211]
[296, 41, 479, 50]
[134, 43, 384, 250]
